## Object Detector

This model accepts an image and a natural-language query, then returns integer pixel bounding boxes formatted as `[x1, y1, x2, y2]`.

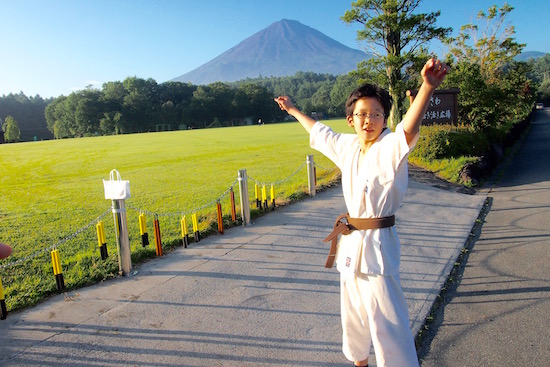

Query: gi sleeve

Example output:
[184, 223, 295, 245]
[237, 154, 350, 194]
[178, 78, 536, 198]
[309, 121, 356, 169]
[371, 122, 420, 189]
[394, 122, 420, 159]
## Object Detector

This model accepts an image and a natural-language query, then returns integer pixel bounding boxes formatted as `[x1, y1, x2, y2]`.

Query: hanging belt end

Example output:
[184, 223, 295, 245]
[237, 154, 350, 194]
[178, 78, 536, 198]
[325, 254, 336, 268]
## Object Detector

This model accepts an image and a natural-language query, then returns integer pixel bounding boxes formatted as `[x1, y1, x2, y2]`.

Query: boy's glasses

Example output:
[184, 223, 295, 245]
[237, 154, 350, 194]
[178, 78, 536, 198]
[354, 112, 385, 121]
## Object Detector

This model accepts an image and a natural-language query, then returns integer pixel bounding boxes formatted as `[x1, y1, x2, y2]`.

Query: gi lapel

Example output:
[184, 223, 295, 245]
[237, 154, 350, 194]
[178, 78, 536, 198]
[352, 128, 391, 217]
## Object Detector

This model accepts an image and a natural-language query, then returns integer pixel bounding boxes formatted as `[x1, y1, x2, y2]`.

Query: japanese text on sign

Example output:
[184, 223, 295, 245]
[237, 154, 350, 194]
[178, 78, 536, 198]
[407, 89, 459, 125]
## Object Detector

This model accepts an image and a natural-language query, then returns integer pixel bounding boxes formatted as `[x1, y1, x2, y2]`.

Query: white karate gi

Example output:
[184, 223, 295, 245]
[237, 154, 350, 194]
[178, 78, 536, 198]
[310, 121, 420, 367]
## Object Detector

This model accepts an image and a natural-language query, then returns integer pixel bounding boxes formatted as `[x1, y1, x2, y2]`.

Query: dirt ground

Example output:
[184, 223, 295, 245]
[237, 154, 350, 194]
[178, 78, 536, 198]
[408, 164, 475, 194]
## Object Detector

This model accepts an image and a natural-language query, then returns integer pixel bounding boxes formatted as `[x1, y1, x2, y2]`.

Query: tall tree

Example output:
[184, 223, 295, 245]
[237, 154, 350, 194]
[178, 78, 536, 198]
[75, 89, 103, 136]
[342, 0, 450, 128]
[2, 115, 21, 142]
[443, 3, 532, 129]
[122, 77, 158, 132]
[445, 3, 524, 83]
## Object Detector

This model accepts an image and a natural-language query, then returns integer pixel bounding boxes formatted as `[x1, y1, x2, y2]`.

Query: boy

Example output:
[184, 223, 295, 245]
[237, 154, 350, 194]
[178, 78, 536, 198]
[274, 58, 448, 367]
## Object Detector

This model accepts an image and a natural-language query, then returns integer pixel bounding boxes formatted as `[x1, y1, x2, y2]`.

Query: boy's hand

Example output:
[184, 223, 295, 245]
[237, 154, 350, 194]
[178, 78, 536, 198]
[403, 58, 449, 144]
[274, 96, 316, 133]
[422, 58, 449, 89]
[274, 96, 295, 113]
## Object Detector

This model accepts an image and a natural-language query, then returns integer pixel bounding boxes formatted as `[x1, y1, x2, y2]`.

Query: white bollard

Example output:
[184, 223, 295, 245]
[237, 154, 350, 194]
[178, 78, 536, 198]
[306, 154, 316, 196]
[111, 199, 132, 276]
[237, 169, 251, 225]
[103, 169, 132, 276]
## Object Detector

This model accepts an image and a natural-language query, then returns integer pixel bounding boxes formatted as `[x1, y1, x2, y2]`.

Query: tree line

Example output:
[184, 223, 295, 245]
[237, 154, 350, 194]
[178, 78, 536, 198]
[0, 72, 359, 141]
[44, 78, 277, 138]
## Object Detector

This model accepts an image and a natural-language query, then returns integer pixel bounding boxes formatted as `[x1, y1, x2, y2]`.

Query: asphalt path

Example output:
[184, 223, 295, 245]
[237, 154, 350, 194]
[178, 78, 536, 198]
[1, 161, 487, 366]
[419, 108, 550, 367]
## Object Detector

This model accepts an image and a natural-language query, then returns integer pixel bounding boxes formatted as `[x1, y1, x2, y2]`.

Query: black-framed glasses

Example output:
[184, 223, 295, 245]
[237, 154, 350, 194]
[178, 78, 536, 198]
[353, 112, 385, 120]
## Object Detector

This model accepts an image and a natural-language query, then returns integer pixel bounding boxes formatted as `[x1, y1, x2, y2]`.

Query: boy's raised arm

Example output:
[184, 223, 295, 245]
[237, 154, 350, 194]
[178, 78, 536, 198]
[402, 58, 449, 144]
[274, 96, 316, 133]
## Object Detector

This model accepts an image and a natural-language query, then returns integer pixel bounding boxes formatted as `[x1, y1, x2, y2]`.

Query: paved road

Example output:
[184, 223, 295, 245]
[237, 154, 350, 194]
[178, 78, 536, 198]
[419, 108, 550, 367]
[1, 161, 486, 366]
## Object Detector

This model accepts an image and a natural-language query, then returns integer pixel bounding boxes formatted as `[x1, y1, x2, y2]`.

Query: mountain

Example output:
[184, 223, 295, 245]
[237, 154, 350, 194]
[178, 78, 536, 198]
[172, 19, 370, 85]
[515, 51, 548, 61]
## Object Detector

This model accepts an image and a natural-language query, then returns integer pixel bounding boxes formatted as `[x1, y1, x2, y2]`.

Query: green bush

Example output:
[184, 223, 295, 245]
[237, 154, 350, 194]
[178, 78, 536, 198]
[410, 124, 490, 161]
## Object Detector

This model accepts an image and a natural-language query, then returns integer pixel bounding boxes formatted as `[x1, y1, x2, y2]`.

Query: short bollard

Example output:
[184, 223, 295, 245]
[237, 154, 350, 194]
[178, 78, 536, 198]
[217, 201, 224, 234]
[306, 154, 316, 196]
[270, 184, 276, 210]
[237, 169, 251, 226]
[0, 276, 7, 320]
[230, 188, 237, 222]
[262, 185, 268, 211]
[103, 169, 132, 276]
[181, 215, 189, 248]
[255, 183, 261, 209]
[51, 249, 65, 291]
[139, 213, 149, 248]
[96, 220, 108, 260]
[153, 216, 163, 257]
[192, 213, 200, 242]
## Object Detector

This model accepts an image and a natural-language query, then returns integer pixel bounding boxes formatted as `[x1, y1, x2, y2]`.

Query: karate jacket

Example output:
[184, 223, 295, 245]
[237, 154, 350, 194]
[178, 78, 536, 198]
[310, 121, 419, 276]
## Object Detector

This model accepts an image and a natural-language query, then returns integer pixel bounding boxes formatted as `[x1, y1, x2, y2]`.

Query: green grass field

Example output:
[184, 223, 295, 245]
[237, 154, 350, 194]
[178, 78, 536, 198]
[0, 120, 349, 311]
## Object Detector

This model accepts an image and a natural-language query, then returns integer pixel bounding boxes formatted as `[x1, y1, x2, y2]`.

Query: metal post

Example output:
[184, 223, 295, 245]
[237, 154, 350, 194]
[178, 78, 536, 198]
[112, 199, 132, 276]
[237, 169, 251, 225]
[306, 154, 316, 196]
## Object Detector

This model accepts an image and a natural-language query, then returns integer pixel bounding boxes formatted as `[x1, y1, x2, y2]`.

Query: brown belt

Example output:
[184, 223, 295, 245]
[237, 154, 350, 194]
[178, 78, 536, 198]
[322, 213, 395, 268]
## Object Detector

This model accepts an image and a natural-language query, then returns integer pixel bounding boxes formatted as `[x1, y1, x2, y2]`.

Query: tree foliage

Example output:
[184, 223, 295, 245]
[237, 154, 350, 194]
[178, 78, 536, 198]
[2, 115, 21, 143]
[239, 71, 361, 117]
[0, 93, 53, 141]
[44, 79, 276, 138]
[41, 72, 360, 139]
[527, 53, 550, 104]
[342, 0, 451, 128]
[442, 3, 534, 130]
[2, 72, 362, 141]
[445, 3, 525, 83]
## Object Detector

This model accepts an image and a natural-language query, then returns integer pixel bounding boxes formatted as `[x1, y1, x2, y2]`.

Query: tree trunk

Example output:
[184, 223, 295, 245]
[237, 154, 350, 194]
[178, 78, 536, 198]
[384, 12, 403, 130]
[386, 65, 404, 130]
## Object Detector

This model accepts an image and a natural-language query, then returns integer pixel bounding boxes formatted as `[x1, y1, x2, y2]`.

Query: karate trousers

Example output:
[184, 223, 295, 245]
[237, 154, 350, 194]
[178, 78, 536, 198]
[340, 272, 419, 367]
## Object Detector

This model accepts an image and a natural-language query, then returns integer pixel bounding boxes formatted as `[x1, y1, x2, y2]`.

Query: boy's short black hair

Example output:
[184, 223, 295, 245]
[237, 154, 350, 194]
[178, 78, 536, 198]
[345, 83, 393, 118]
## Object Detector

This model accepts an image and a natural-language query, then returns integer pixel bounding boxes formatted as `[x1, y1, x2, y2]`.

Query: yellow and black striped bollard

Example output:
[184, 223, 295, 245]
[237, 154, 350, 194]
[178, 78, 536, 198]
[192, 213, 200, 242]
[270, 184, 276, 210]
[255, 183, 261, 209]
[96, 220, 108, 260]
[51, 248, 64, 291]
[181, 215, 189, 248]
[262, 185, 268, 211]
[0, 276, 7, 320]
[139, 213, 149, 248]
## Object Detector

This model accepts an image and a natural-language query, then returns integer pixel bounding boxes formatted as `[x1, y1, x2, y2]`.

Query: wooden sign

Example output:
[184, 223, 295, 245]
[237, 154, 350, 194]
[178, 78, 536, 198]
[407, 88, 459, 125]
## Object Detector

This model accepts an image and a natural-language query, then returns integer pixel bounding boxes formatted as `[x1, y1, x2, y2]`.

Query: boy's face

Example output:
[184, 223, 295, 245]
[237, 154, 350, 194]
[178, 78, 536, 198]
[347, 97, 387, 145]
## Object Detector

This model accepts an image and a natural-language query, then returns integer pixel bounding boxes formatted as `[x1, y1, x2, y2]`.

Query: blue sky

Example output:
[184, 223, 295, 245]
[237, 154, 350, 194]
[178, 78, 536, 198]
[1, 0, 548, 99]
